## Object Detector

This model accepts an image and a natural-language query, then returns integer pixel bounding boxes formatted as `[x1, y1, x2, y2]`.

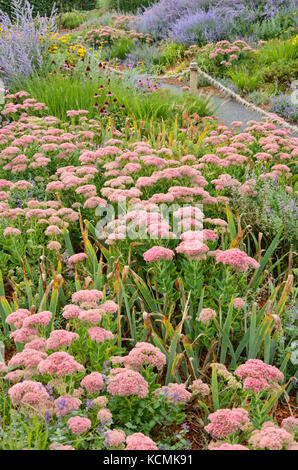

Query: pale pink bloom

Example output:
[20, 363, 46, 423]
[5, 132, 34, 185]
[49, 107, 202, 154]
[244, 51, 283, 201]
[105, 429, 126, 447]
[199, 308, 216, 323]
[46, 330, 79, 350]
[62, 304, 82, 319]
[100, 300, 118, 314]
[47, 241, 61, 251]
[10, 327, 38, 343]
[107, 369, 148, 398]
[24, 338, 47, 352]
[210, 443, 248, 450]
[215, 248, 260, 271]
[88, 327, 114, 343]
[8, 380, 50, 413]
[190, 379, 210, 396]
[80, 372, 104, 394]
[23, 311, 52, 328]
[97, 408, 113, 423]
[281, 417, 298, 435]
[3, 227, 21, 236]
[249, 421, 294, 450]
[38, 352, 84, 377]
[67, 416, 91, 435]
[235, 359, 284, 392]
[8, 348, 47, 369]
[67, 253, 88, 264]
[72, 289, 104, 304]
[143, 246, 174, 262]
[205, 408, 250, 439]
[49, 444, 75, 450]
[54, 394, 81, 417]
[78, 309, 102, 324]
[113, 342, 166, 371]
[126, 433, 158, 450]
[233, 297, 246, 309]
[6, 309, 30, 329]
[45, 225, 62, 236]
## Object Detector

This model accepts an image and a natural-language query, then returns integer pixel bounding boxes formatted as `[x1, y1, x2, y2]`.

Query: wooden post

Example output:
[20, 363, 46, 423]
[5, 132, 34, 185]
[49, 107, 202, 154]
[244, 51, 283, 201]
[190, 62, 198, 95]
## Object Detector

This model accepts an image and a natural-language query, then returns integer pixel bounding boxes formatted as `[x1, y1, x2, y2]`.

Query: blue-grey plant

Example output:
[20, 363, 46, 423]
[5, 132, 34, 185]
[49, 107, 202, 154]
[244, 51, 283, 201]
[168, 8, 239, 45]
[270, 93, 298, 122]
[0, 0, 57, 87]
[134, 0, 211, 39]
[135, 0, 298, 42]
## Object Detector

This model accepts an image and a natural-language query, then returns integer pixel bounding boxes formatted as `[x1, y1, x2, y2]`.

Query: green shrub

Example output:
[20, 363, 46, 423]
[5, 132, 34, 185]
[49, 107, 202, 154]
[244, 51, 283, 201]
[103, 0, 157, 13]
[251, 10, 297, 41]
[262, 60, 298, 92]
[228, 67, 263, 94]
[247, 90, 271, 105]
[0, 0, 97, 17]
[256, 39, 297, 65]
[60, 11, 84, 29]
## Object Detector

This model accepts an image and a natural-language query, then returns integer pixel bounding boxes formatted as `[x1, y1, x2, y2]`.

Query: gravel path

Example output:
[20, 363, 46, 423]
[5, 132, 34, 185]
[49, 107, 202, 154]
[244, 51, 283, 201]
[161, 82, 266, 131]
[161, 82, 297, 135]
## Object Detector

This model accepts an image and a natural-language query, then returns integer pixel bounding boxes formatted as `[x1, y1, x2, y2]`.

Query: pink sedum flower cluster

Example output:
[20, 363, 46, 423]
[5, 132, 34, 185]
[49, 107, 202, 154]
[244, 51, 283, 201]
[126, 432, 158, 450]
[235, 359, 284, 393]
[107, 369, 148, 398]
[205, 408, 250, 439]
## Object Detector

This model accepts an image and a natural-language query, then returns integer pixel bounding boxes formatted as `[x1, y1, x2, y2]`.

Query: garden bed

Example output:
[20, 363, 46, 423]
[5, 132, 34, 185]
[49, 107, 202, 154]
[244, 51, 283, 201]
[0, 0, 297, 452]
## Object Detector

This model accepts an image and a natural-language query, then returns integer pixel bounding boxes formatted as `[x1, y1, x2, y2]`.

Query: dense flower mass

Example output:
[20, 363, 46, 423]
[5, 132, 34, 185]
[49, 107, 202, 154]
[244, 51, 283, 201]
[112, 342, 166, 370]
[67, 417, 91, 435]
[215, 249, 260, 271]
[38, 352, 84, 377]
[126, 432, 158, 450]
[205, 408, 250, 439]
[249, 421, 295, 450]
[143, 246, 174, 262]
[107, 369, 149, 398]
[235, 359, 284, 392]
[0, 2, 296, 450]
[80, 372, 104, 394]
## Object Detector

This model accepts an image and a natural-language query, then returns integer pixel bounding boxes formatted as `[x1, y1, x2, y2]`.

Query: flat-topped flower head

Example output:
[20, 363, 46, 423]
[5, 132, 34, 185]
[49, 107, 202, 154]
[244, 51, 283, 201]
[72, 289, 104, 304]
[23, 311, 52, 328]
[107, 369, 148, 398]
[205, 408, 250, 439]
[143, 246, 174, 262]
[38, 352, 84, 377]
[67, 416, 91, 435]
[215, 248, 260, 272]
[126, 433, 158, 450]
[80, 372, 104, 394]
[46, 330, 79, 350]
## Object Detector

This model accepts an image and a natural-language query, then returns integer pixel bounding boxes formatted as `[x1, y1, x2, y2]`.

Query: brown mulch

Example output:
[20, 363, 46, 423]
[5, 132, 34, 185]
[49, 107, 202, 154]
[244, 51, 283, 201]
[273, 397, 298, 425]
[4, 343, 16, 362]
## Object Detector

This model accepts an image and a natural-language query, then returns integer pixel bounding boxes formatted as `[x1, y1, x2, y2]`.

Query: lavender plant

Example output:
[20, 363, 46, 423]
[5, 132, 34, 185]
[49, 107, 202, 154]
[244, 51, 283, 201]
[168, 8, 238, 45]
[0, 0, 57, 86]
[136, 0, 298, 42]
[270, 93, 298, 122]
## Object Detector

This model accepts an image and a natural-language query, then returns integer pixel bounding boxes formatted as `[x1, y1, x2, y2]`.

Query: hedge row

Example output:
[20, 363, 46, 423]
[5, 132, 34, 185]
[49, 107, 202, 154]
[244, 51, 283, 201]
[104, 0, 157, 13]
[0, 0, 97, 17]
